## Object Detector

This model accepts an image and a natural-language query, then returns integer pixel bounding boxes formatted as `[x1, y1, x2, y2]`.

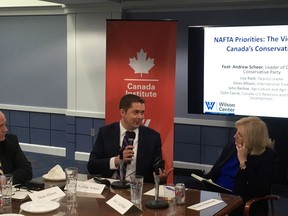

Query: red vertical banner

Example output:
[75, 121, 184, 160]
[106, 20, 177, 183]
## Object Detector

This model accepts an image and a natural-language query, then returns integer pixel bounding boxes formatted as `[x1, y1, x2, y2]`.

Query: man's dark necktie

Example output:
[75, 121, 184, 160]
[122, 132, 129, 179]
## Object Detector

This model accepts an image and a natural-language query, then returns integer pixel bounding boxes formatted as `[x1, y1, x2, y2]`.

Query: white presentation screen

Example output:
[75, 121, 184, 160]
[203, 25, 288, 118]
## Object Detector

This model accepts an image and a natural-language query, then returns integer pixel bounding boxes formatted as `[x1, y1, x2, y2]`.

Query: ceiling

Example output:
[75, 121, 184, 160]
[40, 0, 288, 10]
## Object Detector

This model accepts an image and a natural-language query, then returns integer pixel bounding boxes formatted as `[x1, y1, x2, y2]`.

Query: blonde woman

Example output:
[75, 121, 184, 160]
[233, 116, 278, 216]
[186, 116, 278, 216]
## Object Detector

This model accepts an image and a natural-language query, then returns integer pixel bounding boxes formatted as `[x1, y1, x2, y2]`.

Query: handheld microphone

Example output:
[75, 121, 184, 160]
[126, 131, 135, 145]
[126, 131, 135, 164]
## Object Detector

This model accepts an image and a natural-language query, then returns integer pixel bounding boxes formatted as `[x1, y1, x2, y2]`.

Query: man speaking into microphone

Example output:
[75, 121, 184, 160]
[87, 94, 172, 183]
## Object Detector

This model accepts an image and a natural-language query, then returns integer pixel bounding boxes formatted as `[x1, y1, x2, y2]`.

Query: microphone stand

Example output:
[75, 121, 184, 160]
[145, 173, 169, 209]
[111, 160, 130, 189]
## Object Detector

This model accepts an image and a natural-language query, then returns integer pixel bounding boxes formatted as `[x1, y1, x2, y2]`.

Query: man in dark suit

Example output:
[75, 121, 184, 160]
[0, 111, 33, 184]
[87, 94, 171, 183]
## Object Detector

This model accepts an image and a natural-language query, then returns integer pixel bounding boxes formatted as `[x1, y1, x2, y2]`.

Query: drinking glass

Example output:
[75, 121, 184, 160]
[130, 175, 143, 204]
[65, 167, 78, 203]
[1, 174, 13, 208]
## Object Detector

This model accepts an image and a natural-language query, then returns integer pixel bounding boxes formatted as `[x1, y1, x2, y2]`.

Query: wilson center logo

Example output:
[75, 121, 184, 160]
[205, 101, 215, 110]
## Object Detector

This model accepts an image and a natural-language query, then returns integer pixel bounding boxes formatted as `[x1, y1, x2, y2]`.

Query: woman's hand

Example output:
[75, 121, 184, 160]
[236, 143, 249, 164]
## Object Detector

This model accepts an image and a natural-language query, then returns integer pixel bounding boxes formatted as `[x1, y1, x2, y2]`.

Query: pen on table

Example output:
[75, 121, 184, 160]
[165, 186, 175, 191]
[13, 184, 21, 188]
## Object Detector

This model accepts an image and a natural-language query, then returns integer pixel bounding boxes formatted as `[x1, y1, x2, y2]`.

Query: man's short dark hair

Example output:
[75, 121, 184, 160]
[119, 94, 145, 112]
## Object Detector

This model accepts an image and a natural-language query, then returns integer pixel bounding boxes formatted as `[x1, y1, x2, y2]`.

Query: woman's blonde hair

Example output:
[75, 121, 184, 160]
[235, 116, 274, 155]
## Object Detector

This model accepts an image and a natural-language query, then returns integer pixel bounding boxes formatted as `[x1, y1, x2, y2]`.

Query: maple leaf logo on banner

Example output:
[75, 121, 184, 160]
[129, 49, 155, 77]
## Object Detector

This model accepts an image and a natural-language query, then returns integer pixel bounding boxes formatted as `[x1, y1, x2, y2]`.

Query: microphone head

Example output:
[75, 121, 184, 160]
[127, 131, 136, 139]
[126, 131, 136, 143]
[153, 158, 165, 175]
[125, 131, 136, 164]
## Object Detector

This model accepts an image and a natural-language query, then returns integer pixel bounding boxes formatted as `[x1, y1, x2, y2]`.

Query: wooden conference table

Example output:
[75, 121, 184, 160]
[10, 175, 242, 216]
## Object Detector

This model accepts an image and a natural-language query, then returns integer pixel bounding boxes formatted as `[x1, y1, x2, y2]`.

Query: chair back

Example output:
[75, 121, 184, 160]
[243, 194, 279, 216]
[271, 184, 288, 216]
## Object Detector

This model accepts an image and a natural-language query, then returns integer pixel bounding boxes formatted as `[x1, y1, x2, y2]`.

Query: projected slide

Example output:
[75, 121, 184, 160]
[203, 25, 288, 118]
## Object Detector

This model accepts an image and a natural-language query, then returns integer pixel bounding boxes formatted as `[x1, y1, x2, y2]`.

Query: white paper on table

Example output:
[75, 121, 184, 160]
[106, 194, 134, 215]
[29, 186, 66, 202]
[76, 181, 106, 198]
[191, 173, 232, 193]
[144, 185, 165, 197]
[187, 198, 224, 211]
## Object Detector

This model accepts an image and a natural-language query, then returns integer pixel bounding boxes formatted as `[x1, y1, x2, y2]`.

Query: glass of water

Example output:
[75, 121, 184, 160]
[65, 167, 78, 203]
[130, 175, 144, 204]
[1, 174, 13, 208]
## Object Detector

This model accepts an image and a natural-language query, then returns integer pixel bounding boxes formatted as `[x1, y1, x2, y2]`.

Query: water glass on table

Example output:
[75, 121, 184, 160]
[65, 167, 78, 203]
[0, 174, 13, 208]
[130, 175, 144, 204]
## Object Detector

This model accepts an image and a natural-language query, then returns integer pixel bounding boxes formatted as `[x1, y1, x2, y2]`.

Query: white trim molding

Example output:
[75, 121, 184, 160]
[0, 104, 66, 115]
[75, 151, 90, 161]
[174, 117, 235, 128]
[174, 161, 212, 174]
[20, 143, 66, 157]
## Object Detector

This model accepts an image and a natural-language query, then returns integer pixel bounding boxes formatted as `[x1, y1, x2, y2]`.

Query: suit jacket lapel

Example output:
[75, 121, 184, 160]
[112, 123, 121, 154]
[135, 126, 144, 171]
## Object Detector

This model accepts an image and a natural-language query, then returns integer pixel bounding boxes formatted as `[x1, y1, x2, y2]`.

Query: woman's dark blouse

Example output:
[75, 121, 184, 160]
[234, 147, 278, 202]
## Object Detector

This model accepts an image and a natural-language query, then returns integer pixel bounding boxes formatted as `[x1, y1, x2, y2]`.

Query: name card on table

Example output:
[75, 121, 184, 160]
[29, 186, 66, 202]
[187, 198, 224, 211]
[106, 194, 143, 215]
[76, 181, 106, 198]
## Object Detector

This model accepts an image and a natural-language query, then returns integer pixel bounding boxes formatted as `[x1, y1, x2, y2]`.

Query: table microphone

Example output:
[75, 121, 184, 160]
[145, 158, 169, 209]
[111, 160, 130, 189]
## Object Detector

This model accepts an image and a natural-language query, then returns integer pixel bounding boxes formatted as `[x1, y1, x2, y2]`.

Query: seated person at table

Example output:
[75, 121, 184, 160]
[0, 111, 33, 184]
[87, 94, 172, 183]
[186, 116, 279, 216]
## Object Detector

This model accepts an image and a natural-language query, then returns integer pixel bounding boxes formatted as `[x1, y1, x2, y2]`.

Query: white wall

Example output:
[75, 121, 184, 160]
[66, 6, 121, 119]
[0, 3, 234, 127]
